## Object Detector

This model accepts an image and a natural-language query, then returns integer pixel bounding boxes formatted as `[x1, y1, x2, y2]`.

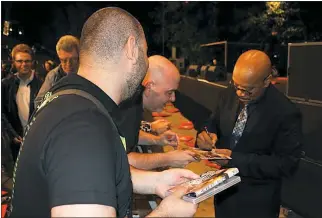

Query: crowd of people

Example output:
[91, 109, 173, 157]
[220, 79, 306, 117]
[1, 7, 302, 218]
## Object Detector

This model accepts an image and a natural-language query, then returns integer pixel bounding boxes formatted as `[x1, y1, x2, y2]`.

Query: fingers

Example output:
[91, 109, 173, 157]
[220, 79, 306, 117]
[171, 185, 191, 198]
[196, 138, 212, 151]
[174, 169, 200, 180]
[210, 133, 217, 145]
[201, 131, 213, 145]
[182, 150, 196, 156]
[168, 140, 178, 147]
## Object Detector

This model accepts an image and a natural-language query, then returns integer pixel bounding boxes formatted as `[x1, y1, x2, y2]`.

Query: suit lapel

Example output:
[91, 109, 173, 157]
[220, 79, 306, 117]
[237, 88, 270, 146]
[227, 95, 240, 136]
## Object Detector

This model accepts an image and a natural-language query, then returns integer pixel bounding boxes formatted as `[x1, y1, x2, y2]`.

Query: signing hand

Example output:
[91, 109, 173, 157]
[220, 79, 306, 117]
[151, 119, 171, 135]
[158, 130, 179, 147]
[196, 131, 217, 150]
[154, 168, 199, 199]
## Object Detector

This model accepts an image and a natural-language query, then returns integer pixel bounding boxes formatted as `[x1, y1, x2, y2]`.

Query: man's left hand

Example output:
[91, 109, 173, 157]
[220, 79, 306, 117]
[213, 149, 232, 166]
[154, 169, 200, 198]
[214, 148, 232, 157]
[151, 119, 171, 135]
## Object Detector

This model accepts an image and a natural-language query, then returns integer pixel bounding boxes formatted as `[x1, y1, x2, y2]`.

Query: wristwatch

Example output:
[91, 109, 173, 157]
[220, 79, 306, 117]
[140, 121, 152, 133]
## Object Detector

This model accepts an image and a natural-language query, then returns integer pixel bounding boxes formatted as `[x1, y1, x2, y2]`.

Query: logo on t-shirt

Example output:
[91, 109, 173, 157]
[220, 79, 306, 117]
[120, 136, 127, 151]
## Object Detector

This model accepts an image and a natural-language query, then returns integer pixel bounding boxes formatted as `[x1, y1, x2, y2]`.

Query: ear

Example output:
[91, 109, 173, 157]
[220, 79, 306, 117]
[125, 35, 138, 63]
[264, 74, 272, 87]
[145, 81, 154, 90]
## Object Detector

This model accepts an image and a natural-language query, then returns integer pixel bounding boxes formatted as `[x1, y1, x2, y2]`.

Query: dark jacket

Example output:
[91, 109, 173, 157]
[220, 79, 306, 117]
[34, 65, 66, 108]
[199, 84, 303, 218]
[2, 73, 42, 139]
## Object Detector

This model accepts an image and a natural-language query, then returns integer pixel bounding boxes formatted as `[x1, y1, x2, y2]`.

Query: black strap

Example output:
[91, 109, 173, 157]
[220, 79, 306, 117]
[34, 89, 118, 133]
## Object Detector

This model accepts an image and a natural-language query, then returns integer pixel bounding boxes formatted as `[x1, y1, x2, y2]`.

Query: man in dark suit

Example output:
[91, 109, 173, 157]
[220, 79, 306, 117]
[196, 50, 303, 218]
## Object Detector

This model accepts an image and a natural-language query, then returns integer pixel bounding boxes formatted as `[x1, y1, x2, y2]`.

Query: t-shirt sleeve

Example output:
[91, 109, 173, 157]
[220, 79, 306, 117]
[43, 110, 118, 209]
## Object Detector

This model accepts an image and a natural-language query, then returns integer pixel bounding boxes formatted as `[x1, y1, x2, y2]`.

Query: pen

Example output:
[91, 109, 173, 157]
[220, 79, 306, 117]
[204, 126, 215, 151]
[204, 126, 211, 137]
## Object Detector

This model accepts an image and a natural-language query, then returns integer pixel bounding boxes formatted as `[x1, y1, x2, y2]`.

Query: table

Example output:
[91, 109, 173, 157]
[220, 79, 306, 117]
[157, 104, 215, 217]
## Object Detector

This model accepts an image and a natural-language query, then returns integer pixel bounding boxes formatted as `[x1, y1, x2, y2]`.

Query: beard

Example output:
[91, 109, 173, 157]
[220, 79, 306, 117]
[120, 48, 147, 101]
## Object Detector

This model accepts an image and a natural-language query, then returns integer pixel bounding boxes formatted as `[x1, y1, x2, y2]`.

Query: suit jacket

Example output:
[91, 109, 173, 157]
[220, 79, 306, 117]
[2, 74, 42, 138]
[200, 84, 303, 218]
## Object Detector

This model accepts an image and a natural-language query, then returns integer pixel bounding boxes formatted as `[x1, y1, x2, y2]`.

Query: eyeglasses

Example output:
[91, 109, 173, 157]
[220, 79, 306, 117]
[15, 60, 32, 64]
[231, 74, 271, 96]
[59, 57, 78, 65]
[232, 82, 255, 96]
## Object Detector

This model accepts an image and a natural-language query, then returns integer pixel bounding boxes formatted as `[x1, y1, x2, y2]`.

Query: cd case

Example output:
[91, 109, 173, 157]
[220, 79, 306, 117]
[167, 168, 240, 204]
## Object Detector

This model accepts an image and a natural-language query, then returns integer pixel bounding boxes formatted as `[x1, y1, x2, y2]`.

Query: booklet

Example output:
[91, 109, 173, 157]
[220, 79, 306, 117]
[167, 168, 240, 204]
[183, 148, 232, 160]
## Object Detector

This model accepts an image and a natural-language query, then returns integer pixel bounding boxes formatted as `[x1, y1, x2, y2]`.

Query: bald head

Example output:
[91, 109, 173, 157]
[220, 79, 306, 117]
[233, 50, 271, 85]
[80, 7, 144, 65]
[146, 55, 180, 84]
[232, 50, 272, 104]
[142, 55, 180, 112]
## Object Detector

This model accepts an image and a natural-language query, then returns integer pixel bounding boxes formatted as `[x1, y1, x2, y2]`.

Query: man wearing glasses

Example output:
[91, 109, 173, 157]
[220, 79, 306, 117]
[196, 50, 303, 218]
[34, 35, 79, 107]
[2, 44, 42, 161]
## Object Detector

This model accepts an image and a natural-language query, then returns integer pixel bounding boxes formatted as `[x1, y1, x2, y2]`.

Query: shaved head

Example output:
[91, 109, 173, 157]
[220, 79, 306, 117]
[143, 55, 180, 112]
[146, 55, 180, 84]
[80, 7, 144, 65]
[77, 7, 149, 105]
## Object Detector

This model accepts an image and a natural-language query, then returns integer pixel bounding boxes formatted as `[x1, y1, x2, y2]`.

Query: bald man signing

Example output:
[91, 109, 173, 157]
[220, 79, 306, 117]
[196, 50, 303, 218]
[120, 55, 197, 170]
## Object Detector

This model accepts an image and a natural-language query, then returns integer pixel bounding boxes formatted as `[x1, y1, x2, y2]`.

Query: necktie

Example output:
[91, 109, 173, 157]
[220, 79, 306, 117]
[231, 104, 248, 148]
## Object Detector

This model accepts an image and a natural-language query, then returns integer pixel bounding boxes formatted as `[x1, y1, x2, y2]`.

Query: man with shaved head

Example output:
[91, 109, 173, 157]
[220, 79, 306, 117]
[120, 55, 197, 170]
[196, 50, 303, 218]
[142, 55, 181, 112]
[10, 7, 199, 218]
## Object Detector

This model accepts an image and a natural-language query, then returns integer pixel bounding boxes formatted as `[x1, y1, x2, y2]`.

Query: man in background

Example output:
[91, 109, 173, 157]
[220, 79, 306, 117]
[2, 44, 42, 161]
[34, 35, 79, 107]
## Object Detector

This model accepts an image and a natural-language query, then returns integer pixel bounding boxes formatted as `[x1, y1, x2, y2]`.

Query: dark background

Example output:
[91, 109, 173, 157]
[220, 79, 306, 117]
[2, 1, 322, 55]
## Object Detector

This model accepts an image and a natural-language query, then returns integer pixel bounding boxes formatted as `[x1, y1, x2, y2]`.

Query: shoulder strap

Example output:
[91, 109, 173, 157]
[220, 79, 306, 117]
[55, 89, 111, 118]
[34, 89, 118, 135]
[30, 89, 127, 152]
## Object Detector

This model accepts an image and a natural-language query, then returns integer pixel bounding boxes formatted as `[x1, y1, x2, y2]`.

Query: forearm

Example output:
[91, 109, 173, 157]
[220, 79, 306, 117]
[128, 152, 170, 170]
[138, 130, 160, 146]
[130, 166, 159, 195]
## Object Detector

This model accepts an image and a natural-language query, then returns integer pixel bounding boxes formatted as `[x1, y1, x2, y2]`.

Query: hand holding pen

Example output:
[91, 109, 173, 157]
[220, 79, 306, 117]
[196, 127, 218, 151]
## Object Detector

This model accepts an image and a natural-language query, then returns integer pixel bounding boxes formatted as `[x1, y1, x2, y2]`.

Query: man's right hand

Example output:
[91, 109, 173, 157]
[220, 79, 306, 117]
[13, 136, 23, 144]
[196, 131, 217, 150]
[166, 150, 198, 168]
[148, 186, 197, 217]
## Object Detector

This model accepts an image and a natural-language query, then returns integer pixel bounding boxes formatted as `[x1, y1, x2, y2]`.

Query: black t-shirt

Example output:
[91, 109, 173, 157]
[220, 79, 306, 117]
[119, 85, 144, 153]
[9, 74, 133, 218]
